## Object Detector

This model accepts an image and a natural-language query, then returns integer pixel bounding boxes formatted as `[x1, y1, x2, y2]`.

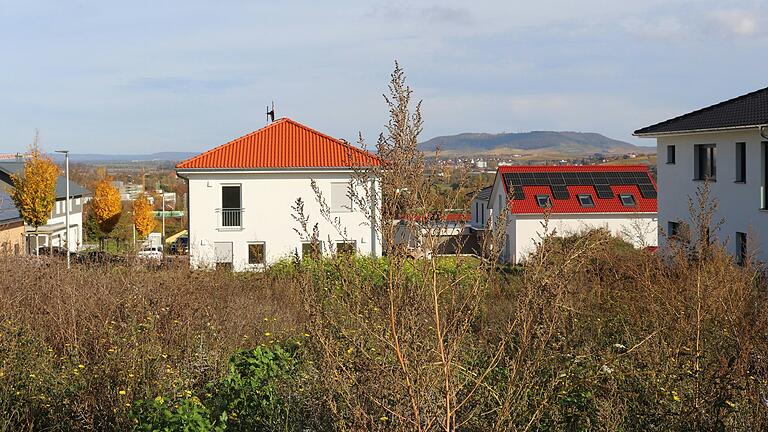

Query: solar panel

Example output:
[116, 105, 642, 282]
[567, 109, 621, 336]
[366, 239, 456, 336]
[595, 185, 614, 199]
[501, 170, 655, 202]
[638, 184, 657, 198]
[551, 185, 569, 200]
[512, 185, 525, 200]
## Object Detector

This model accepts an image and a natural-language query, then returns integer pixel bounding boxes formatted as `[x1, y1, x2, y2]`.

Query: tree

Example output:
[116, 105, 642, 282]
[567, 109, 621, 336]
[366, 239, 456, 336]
[9, 148, 59, 254]
[132, 193, 156, 238]
[91, 179, 122, 248]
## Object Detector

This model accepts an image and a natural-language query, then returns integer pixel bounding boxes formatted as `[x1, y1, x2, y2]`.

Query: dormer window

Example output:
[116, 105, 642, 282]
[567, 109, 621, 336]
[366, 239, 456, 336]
[577, 194, 594, 207]
[619, 194, 636, 207]
[535, 194, 552, 208]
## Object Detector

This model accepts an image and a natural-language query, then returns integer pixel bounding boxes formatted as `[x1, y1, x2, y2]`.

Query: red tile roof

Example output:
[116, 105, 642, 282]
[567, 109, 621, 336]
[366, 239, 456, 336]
[176, 118, 381, 169]
[498, 165, 657, 215]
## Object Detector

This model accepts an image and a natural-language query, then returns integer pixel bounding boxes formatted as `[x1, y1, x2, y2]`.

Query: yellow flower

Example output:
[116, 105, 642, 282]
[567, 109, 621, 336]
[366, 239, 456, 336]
[119, 390, 126, 395]
[380, 416, 388, 422]
[154, 395, 165, 404]
[264, 332, 272, 337]
[78, 364, 85, 369]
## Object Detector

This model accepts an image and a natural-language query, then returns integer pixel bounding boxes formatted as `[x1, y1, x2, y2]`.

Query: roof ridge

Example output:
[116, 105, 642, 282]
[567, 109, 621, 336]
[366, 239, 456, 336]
[635, 86, 768, 135]
[279, 118, 380, 163]
[177, 119, 290, 168]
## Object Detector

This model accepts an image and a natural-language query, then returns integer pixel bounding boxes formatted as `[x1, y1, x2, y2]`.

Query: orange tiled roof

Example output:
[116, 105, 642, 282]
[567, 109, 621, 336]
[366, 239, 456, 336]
[176, 118, 380, 169]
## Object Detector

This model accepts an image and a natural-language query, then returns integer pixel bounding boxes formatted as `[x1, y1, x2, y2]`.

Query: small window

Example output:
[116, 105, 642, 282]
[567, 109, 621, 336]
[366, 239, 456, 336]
[619, 194, 636, 207]
[577, 194, 594, 207]
[331, 182, 352, 212]
[667, 145, 676, 164]
[736, 232, 747, 266]
[302, 242, 322, 259]
[335, 241, 356, 256]
[535, 194, 552, 208]
[735, 142, 746, 183]
[248, 242, 265, 265]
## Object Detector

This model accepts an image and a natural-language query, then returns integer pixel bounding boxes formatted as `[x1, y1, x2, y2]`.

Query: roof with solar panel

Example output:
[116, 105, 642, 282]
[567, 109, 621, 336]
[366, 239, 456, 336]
[496, 165, 657, 215]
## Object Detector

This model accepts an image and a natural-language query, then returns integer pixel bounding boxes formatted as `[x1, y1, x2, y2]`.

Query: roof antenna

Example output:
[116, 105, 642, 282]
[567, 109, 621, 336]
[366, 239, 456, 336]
[266, 102, 275, 123]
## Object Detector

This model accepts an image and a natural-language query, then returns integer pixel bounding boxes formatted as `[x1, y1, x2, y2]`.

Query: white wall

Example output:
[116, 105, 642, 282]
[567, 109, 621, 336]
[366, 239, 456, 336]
[184, 170, 381, 271]
[510, 214, 658, 263]
[657, 130, 768, 261]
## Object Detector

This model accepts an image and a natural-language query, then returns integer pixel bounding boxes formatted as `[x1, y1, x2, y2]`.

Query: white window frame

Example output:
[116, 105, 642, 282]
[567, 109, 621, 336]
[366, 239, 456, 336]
[330, 182, 353, 213]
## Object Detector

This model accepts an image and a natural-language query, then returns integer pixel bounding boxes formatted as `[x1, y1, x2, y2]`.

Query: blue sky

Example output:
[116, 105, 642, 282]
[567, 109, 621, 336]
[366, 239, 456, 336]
[1, 0, 767, 153]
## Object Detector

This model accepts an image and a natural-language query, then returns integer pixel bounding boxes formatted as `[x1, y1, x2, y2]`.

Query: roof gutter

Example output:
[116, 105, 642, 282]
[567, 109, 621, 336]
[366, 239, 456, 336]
[634, 124, 764, 138]
[760, 125, 768, 140]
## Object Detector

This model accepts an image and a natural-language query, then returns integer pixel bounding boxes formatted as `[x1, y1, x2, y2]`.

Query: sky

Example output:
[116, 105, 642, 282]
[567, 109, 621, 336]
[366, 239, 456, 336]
[1, 0, 767, 154]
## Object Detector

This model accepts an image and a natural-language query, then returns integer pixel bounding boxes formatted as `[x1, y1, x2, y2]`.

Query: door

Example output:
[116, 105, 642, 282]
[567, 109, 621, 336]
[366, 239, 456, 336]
[221, 185, 242, 227]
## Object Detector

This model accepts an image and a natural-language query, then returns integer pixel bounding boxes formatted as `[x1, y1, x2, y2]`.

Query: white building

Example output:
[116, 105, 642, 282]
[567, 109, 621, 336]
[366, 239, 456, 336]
[635, 86, 768, 263]
[469, 186, 492, 232]
[488, 165, 658, 263]
[0, 160, 87, 253]
[176, 118, 382, 271]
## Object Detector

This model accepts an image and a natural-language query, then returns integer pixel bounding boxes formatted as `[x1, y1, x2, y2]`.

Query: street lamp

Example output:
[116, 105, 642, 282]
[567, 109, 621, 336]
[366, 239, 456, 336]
[55, 150, 70, 270]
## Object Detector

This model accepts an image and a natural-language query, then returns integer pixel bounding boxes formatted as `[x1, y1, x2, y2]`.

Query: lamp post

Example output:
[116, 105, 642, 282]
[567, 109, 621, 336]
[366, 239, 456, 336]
[55, 150, 70, 270]
[161, 191, 166, 250]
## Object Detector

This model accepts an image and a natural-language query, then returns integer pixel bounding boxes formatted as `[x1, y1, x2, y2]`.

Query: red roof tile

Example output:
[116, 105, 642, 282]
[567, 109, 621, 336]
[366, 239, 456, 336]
[176, 118, 380, 169]
[497, 165, 657, 215]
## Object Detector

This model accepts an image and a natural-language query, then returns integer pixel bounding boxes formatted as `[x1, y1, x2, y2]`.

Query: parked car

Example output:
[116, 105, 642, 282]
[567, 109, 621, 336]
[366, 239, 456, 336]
[138, 245, 163, 261]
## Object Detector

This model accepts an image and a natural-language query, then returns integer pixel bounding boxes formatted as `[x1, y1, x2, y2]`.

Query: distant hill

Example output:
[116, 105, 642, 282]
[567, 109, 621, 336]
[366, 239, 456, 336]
[420, 131, 651, 157]
[50, 152, 197, 163]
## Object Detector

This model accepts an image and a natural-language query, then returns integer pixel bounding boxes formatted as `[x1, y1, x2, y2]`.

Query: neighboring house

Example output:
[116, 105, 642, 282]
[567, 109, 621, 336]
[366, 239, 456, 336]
[0, 160, 87, 253]
[469, 186, 492, 231]
[488, 165, 658, 263]
[176, 118, 382, 271]
[394, 213, 478, 256]
[0, 190, 24, 255]
[634, 86, 768, 264]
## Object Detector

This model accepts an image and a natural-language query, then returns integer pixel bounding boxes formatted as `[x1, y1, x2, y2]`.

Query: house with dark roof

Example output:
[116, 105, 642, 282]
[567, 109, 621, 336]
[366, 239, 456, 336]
[488, 165, 658, 263]
[0, 160, 88, 253]
[469, 186, 492, 232]
[0, 190, 24, 255]
[635, 86, 768, 263]
[176, 118, 381, 270]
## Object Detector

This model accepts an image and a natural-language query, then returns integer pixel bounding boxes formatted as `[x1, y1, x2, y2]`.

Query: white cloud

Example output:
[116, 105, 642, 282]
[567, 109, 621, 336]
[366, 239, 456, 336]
[707, 9, 760, 36]
[623, 16, 690, 41]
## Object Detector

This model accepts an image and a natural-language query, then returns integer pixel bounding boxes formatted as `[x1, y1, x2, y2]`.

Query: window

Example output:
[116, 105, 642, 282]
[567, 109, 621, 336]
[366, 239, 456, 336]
[667, 145, 676, 164]
[248, 242, 265, 265]
[331, 182, 352, 212]
[214, 242, 233, 270]
[577, 194, 594, 207]
[302, 242, 321, 259]
[763, 142, 768, 209]
[735, 142, 746, 183]
[475, 202, 480, 223]
[480, 203, 486, 225]
[736, 232, 747, 266]
[619, 194, 636, 207]
[694, 144, 716, 180]
[535, 194, 552, 208]
[668, 221, 680, 238]
[335, 241, 356, 255]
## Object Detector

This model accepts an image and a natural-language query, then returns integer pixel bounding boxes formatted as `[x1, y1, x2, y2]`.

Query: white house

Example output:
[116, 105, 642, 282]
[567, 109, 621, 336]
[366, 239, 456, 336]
[635, 86, 768, 264]
[488, 165, 658, 263]
[0, 160, 87, 253]
[176, 118, 382, 271]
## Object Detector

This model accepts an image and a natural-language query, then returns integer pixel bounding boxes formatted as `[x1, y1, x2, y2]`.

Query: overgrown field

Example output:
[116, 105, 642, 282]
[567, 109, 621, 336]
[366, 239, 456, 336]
[1, 232, 767, 431]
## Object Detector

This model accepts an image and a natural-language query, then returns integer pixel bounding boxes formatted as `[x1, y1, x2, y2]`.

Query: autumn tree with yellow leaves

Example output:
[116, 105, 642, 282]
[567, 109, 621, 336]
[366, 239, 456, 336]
[91, 179, 122, 247]
[9, 149, 59, 254]
[132, 193, 156, 238]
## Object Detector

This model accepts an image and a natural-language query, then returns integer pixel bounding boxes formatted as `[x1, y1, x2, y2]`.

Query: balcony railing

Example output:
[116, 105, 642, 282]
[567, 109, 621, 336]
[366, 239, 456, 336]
[216, 208, 244, 230]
